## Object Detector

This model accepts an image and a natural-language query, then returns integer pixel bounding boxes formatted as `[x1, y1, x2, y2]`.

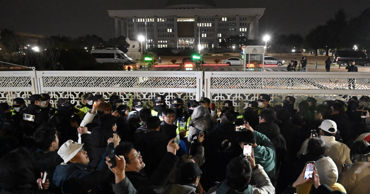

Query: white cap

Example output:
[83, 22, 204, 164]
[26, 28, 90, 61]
[319, 119, 337, 134]
[57, 140, 84, 164]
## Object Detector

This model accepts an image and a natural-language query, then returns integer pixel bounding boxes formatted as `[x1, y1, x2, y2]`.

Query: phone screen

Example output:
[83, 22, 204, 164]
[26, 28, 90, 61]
[304, 162, 315, 180]
[243, 144, 252, 156]
[42, 171, 47, 184]
[174, 134, 180, 145]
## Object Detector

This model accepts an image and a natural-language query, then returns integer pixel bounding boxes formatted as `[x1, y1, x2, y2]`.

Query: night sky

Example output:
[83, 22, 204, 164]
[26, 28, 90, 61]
[0, 0, 369, 39]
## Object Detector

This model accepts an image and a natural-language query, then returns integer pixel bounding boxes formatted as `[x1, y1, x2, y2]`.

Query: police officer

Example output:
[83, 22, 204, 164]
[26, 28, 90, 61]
[54, 98, 81, 143]
[76, 93, 94, 119]
[258, 94, 272, 110]
[152, 95, 167, 119]
[128, 99, 144, 121]
[109, 94, 124, 110]
[170, 98, 189, 137]
[39, 93, 56, 120]
[184, 100, 199, 137]
[20, 94, 44, 136]
[11, 98, 27, 124]
[221, 100, 239, 120]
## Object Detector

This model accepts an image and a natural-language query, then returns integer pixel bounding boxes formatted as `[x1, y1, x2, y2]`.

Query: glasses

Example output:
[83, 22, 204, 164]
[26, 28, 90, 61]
[130, 151, 141, 160]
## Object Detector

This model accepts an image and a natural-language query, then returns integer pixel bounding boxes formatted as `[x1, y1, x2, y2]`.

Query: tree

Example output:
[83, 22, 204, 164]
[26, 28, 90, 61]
[0, 29, 21, 52]
[273, 34, 303, 52]
[106, 36, 129, 52]
[304, 9, 349, 55]
[76, 35, 105, 50]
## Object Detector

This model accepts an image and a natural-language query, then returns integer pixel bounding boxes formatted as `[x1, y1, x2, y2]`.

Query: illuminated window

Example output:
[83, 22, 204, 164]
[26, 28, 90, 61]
[217, 33, 222, 38]
[167, 28, 172, 33]
[158, 44, 168, 48]
[202, 33, 207, 38]
[197, 23, 212, 27]
[177, 18, 195, 22]
[239, 28, 247, 32]
[219, 39, 222, 43]
[222, 17, 227, 21]
[157, 18, 166, 22]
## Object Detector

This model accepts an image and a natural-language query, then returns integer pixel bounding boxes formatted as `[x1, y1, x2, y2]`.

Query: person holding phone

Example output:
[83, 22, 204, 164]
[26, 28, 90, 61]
[113, 138, 179, 194]
[208, 151, 275, 194]
[293, 138, 347, 194]
[293, 163, 347, 194]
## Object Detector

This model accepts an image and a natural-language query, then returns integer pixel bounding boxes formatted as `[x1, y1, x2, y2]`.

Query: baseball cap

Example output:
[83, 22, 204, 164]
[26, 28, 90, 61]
[318, 119, 337, 134]
[258, 94, 271, 102]
[57, 140, 84, 164]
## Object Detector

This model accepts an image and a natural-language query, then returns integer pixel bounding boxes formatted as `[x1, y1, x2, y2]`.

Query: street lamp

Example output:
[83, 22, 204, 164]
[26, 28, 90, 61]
[197, 44, 203, 52]
[31, 46, 41, 53]
[262, 34, 271, 51]
[137, 34, 145, 58]
[353, 44, 358, 51]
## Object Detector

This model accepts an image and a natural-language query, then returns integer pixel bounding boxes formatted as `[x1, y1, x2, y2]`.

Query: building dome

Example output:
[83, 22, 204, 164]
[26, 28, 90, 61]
[165, 0, 216, 8]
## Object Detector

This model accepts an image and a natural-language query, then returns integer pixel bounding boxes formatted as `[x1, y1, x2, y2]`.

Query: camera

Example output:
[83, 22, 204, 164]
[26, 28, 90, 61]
[235, 125, 246, 131]
[310, 129, 318, 137]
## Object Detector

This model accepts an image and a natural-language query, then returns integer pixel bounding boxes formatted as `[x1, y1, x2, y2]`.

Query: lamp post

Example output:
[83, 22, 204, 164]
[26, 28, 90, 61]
[262, 34, 271, 52]
[137, 34, 145, 58]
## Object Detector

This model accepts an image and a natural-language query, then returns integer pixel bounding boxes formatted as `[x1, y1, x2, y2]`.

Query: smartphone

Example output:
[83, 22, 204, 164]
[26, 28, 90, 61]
[108, 143, 116, 168]
[42, 171, 47, 184]
[236, 125, 245, 131]
[304, 162, 315, 180]
[174, 134, 180, 145]
[243, 144, 252, 157]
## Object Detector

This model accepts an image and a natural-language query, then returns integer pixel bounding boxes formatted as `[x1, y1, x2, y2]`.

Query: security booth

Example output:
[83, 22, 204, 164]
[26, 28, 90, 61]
[242, 45, 265, 71]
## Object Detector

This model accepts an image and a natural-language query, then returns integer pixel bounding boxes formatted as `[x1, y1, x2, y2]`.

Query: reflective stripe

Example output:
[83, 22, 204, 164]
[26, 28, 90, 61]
[151, 109, 158, 116]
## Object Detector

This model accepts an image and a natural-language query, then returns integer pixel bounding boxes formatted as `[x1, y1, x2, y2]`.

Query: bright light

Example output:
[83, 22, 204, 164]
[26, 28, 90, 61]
[353, 44, 358, 51]
[291, 48, 296, 53]
[137, 34, 145, 42]
[232, 45, 236, 50]
[262, 34, 271, 43]
[197, 44, 203, 52]
[31, 46, 41, 53]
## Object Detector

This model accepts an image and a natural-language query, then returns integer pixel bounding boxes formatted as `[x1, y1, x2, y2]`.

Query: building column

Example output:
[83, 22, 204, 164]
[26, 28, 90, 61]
[120, 19, 125, 37]
[194, 16, 199, 49]
[133, 18, 138, 40]
[236, 15, 240, 36]
[114, 17, 119, 37]
[215, 17, 219, 48]
[248, 17, 259, 40]
[173, 17, 178, 49]
[154, 17, 158, 48]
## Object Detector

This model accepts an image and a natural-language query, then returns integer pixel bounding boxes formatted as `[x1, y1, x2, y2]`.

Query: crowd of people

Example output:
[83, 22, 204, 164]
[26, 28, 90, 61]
[0, 92, 369, 194]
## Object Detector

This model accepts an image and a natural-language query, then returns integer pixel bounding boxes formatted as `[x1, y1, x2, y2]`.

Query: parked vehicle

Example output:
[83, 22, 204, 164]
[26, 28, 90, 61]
[333, 50, 367, 67]
[264, 56, 285, 66]
[91, 48, 135, 64]
[222, 57, 242, 66]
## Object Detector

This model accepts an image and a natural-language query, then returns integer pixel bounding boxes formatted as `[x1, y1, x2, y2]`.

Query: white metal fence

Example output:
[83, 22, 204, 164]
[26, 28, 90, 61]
[204, 71, 370, 107]
[1, 70, 370, 106]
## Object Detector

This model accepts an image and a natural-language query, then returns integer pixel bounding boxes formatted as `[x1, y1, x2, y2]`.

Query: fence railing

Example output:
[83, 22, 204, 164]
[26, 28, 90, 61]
[1, 70, 369, 106]
[204, 71, 370, 105]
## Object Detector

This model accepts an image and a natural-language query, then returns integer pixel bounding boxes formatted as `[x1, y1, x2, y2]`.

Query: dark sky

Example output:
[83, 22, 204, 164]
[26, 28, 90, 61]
[0, 0, 369, 39]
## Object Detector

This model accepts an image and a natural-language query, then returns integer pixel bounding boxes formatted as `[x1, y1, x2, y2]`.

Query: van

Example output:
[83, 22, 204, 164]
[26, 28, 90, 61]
[91, 48, 135, 64]
[333, 50, 367, 67]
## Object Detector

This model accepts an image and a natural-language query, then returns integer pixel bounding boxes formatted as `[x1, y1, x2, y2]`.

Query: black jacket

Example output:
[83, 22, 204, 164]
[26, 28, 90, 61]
[126, 152, 178, 194]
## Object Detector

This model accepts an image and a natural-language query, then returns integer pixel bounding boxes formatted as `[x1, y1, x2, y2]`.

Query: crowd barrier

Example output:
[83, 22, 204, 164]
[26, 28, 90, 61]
[1, 70, 370, 107]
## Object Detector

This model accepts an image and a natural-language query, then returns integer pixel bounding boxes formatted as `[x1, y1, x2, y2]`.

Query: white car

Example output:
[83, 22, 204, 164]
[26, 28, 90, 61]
[264, 56, 285, 67]
[222, 57, 242, 66]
